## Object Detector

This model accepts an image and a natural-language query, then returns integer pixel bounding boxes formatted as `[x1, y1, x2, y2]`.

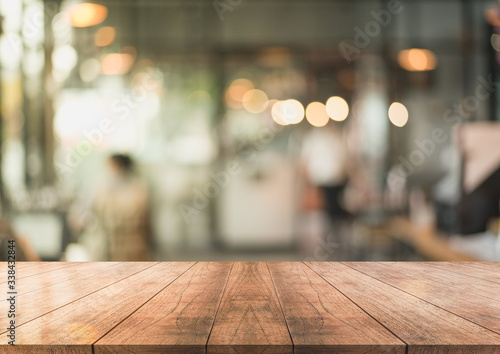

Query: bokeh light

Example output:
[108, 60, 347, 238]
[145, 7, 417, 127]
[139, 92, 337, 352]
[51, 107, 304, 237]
[326, 96, 349, 121]
[225, 78, 254, 108]
[52, 45, 78, 72]
[306, 102, 329, 127]
[242, 89, 269, 114]
[388, 102, 409, 127]
[95, 26, 115, 47]
[0, 35, 22, 69]
[79, 58, 101, 82]
[101, 53, 134, 75]
[280, 99, 304, 124]
[398, 49, 437, 71]
[68, 3, 108, 28]
[271, 101, 289, 126]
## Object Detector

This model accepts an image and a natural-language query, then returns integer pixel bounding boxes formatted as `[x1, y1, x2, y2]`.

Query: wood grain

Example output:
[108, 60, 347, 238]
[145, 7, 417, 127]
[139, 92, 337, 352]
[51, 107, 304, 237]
[207, 262, 292, 354]
[0, 262, 157, 330]
[307, 262, 500, 354]
[95, 262, 231, 354]
[0, 345, 93, 354]
[343, 262, 500, 335]
[2, 262, 500, 353]
[0, 262, 80, 285]
[268, 262, 405, 353]
[424, 262, 500, 284]
[383, 262, 500, 301]
[0, 262, 195, 354]
[13, 262, 117, 296]
[460, 262, 500, 272]
[2, 261, 42, 269]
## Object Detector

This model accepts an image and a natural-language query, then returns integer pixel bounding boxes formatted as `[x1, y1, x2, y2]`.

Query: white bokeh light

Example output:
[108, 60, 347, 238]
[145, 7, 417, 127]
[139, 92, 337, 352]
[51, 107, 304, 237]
[326, 96, 349, 121]
[388, 102, 409, 127]
[280, 99, 304, 124]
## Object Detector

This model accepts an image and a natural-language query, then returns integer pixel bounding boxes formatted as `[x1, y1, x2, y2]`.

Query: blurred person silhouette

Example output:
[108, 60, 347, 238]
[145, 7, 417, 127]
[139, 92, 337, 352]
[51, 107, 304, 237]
[301, 124, 351, 222]
[92, 154, 152, 261]
[301, 124, 352, 258]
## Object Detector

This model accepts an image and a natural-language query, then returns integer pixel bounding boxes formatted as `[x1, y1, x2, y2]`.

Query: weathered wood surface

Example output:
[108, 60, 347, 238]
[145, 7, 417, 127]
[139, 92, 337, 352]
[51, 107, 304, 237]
[1, 261, 499, 353]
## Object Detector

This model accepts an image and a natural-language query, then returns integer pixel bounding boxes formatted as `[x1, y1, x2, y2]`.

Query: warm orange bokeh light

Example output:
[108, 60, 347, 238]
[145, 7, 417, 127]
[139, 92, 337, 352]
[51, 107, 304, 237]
[225, 79, 254, 108]
[398, 49, 437, 72]
[95, 26, 115, 46]
[408, 50, 428, 71]
[306, 102, 329, 127]
[101, 53, 134, 75]
[69, 3, 108, 28]
[242, 89, 269, 114]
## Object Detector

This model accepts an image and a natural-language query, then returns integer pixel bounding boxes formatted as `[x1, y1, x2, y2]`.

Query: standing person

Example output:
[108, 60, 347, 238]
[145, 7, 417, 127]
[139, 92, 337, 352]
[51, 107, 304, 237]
[301, 124, 351, 222]
[301, 124, 353, 259]
[93, 154, 152, 261]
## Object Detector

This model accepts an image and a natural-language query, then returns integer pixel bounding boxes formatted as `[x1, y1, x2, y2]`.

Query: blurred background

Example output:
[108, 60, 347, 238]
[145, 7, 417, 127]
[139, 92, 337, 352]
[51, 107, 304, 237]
[1, 0, 500, 262]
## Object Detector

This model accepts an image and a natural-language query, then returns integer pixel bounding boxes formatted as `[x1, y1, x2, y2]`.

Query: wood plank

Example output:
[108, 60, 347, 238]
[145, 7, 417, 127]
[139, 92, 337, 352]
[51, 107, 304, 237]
[307, 262, 500, 354]
[0, 262, 195, 354]
[424, 262, 500, 283]
[382, 262, 500, 301]
[19, 262, 42, 268]
[1, 262, 42, 269]
[0, 345, 92, 354]
[14, 262, 118, 296]
[3, 262, 500, 353]
[94, 262, 231, 354]
[15, 262, 81, 276]
[460, 262, 500, 272]
[268, 262, 406, 354]
[207, 262, 292, 354]
[343, 262, 500, 335]
[0, 262, 156, 331]
[0, 262, 81, 284]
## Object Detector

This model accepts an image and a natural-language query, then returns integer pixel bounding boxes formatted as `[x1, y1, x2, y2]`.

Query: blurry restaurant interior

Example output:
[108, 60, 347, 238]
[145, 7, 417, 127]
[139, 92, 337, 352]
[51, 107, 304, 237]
[1, 0, 500, 262]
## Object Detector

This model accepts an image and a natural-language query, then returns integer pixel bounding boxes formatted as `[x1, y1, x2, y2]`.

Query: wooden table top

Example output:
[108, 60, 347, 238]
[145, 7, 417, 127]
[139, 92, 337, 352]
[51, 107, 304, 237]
[1, 262, 500, 353]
